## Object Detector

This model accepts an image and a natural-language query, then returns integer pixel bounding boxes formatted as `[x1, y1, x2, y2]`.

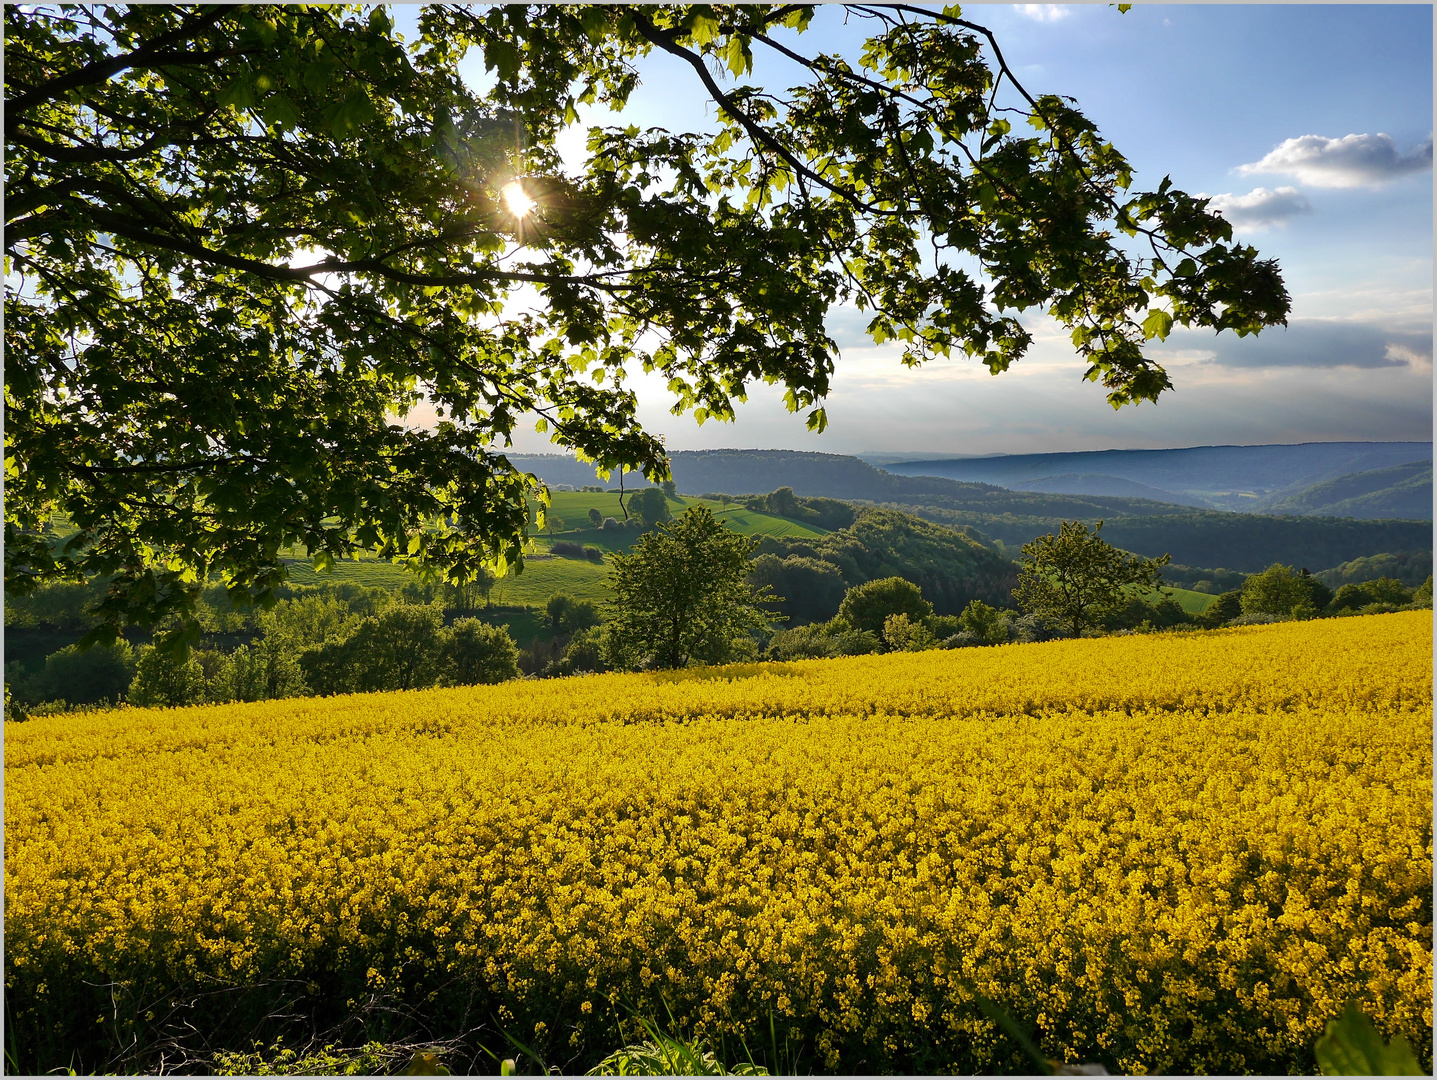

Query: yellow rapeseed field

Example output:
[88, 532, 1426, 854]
[6, 613, 1432, 1074]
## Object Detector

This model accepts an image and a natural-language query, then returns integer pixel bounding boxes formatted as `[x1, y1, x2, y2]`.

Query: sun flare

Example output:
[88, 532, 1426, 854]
[501, 180, 535, 218]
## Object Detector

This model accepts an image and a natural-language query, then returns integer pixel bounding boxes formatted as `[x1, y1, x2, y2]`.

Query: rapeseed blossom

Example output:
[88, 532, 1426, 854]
[5, 614, 1431, 1073]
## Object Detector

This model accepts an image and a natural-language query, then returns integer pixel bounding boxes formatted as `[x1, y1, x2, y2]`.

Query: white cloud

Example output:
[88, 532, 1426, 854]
[1204, 186, 1312, 230]
[1015, 5, 1070, 22]
[1237, 132, 1433, 188]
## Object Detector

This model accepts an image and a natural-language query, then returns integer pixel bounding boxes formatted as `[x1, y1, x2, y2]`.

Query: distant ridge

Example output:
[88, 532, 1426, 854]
[883, 441, 1432, 512]
[502, 446, 1432, 573]
[1005, 473, 1212, 508]
[1260, 461, 1433, 519]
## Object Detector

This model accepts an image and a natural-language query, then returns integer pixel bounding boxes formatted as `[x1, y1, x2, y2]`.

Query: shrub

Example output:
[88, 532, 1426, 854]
[958, 600, 1009, 646]
[882, 613, 939, 652]
[551, 541, 588, 559]
[1241, 564, 1332, 617]
[836, 577, 932, 639]
[18, 640, 136, 707]
[765, 624, 879, 661]
[441, 619, 519, 686]
[128, 644, 207, 707]
[1226, 612, 1288, 626]
[223, 639, 308, 702]
[628, 487, 673, 528]
[1197, 590, 1244, 628]
[545, 593, 601, 636]
[302, 603, 445, 694]
[1414, 575, 1433, 606]
[941, 631, 984, 649]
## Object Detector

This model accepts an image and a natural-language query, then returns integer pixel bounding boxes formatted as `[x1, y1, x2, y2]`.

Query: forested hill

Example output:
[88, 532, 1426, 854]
[504, 449, 1195, 516]
[755, 506, 1019, 617]
[505, 449, 1432, 575]
[896, 502, 1432, 575]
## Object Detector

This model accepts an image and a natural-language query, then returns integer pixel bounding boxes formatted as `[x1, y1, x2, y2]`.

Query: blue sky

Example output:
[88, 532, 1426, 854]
[407, 4, 1434, 456]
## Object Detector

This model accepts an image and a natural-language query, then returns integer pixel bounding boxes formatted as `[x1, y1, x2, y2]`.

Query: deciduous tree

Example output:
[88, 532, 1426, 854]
[5, 4, 1290, 650]
[606, 506, 776, 669]
[627, 487, 673, 529]
[1240, 564, 1333, 617]
[1013, 520, 1169, 636]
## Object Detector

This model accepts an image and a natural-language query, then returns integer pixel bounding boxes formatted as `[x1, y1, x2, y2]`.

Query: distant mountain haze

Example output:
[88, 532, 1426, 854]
[503, 445, 1431, 575]
[1002, 474, 1213, 509]
[880, 442, 1432, 513]
[1258, 461, 1433, 519]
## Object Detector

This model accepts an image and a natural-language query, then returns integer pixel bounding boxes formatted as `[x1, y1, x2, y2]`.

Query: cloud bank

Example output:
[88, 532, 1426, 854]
[1237, 132, 1433, 188]
[1159, 320, 1432, 370]
[1205, 186, 1312, 229]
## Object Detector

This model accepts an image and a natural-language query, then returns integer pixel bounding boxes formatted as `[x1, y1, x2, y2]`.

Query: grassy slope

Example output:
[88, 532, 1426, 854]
[281, 498, 827, 631]
[1155, 585, 1218, 614]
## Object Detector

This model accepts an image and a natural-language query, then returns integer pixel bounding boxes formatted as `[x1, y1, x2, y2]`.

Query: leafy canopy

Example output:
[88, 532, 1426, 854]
[5, 4, 1290, 649]
[606, 506, 776, 669]
[1013, 519, 1170, 636]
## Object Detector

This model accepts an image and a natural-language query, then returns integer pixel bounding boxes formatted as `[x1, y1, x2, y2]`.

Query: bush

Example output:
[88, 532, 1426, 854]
[1003, 612, 1058, 644]
[1197, 590, 1244, 628]
[441, 619, 519, 686]
[882, 613, 939, 652]
[588, 507, 604, 527]
[601, 517, 623, 532]
[836, 577, 932, 639]
[223, 639, 308, 702]
[1414, 575, 1433, 606]
[545, 593, 601, 636]
[545, 625, 609, 677]
[765, 624, 880, 661]
[1365, 577, 1415, 606]
[128, 644, 208, 707]
[628, 487, 673, 528]
[17, 640, 136, 707]
[941, 631, 984, 649]
[302, 603, 445, 694]
[958, 600, 1009, 646]
[1150, 598, 1196, 629]
[585, 546, 604, 562]
[1241, 564, 1332, 617]
[550, 541, 588, 559]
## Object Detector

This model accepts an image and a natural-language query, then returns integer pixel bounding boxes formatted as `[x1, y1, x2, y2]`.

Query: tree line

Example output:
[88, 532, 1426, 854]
[7, 499, 1430, 720]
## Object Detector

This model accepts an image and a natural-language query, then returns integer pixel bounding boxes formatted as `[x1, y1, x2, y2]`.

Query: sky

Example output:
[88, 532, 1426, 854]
[406, 4, 1434, 458]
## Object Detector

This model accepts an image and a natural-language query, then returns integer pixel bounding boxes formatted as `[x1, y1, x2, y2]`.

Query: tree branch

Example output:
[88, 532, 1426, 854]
[630, 11, 901, 218]
[5, 6, 241, 116]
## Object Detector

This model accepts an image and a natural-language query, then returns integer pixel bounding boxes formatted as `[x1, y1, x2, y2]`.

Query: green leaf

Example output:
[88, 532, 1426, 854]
[1141, 309, 1173, 341]
[261, 93, 300, 131]
[217, 76, 257, 110]
[1316, 1002, 1424, 1076]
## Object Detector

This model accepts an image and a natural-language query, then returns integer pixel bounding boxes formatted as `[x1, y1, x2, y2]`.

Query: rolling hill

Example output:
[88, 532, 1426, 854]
[1004, 473, 1212, 508]
[1256, 461, 1432, 519]
[880, 441, 1433, 513]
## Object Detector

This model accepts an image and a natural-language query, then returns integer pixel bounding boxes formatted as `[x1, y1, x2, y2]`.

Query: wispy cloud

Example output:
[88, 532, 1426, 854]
[1237, 132, 1433, 188]
[1014, 5, 1070, 22]
[1204, 186, 1312, 230]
